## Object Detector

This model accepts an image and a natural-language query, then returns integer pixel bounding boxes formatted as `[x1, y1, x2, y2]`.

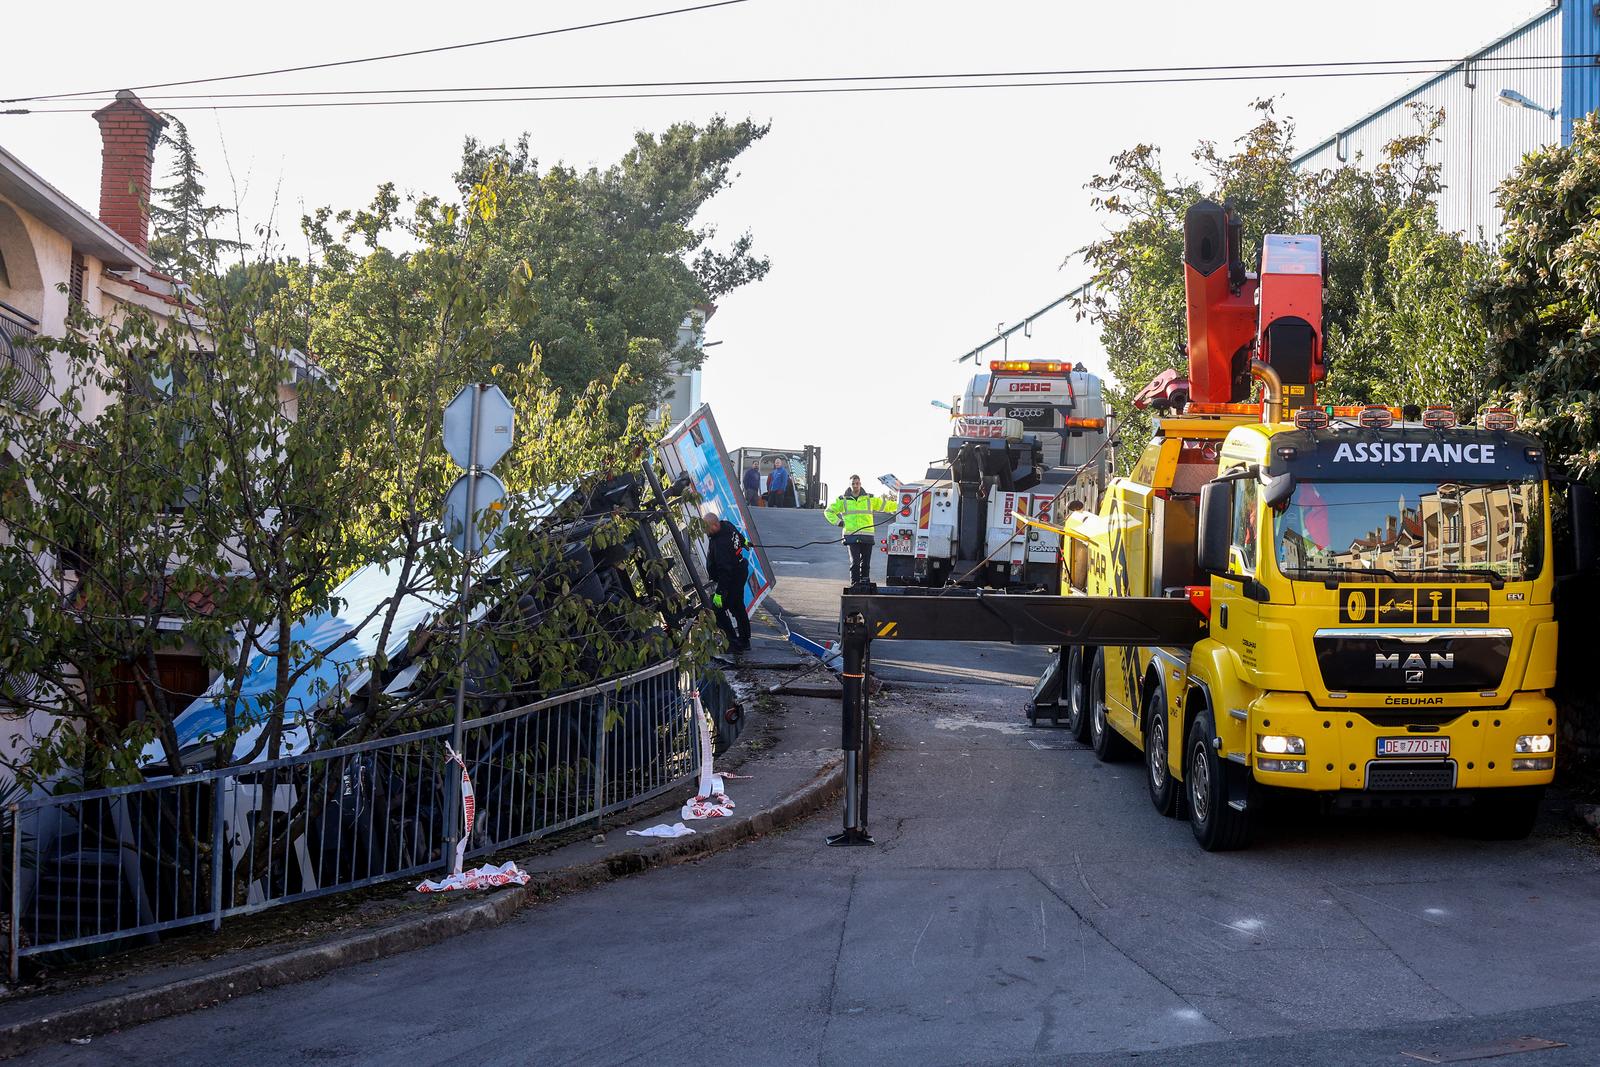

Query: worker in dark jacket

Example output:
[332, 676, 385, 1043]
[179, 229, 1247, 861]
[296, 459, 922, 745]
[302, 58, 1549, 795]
[703, 511, 751, 652]
[742, 460, 762, 508]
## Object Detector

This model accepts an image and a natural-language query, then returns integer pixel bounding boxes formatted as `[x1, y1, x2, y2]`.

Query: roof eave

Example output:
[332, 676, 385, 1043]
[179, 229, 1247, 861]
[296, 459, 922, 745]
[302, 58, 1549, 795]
[0, 142, 155, 269]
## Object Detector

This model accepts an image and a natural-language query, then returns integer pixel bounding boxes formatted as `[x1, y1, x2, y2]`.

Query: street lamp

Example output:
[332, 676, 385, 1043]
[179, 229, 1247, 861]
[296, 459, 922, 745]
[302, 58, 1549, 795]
[1498, 88, 1557, 119]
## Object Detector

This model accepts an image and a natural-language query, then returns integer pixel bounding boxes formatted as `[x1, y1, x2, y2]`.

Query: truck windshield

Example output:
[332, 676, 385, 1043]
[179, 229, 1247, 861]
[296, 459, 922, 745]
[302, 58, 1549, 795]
[1274, 479, 1543, 582]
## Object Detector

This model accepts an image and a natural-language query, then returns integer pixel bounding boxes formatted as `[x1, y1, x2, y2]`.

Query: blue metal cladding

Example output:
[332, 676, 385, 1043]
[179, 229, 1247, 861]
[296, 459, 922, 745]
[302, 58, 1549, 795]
[1561, 0, 1600, 144]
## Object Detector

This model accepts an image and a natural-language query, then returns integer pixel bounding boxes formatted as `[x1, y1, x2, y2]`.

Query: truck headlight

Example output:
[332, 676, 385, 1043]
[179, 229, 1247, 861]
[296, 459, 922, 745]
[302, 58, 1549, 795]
[1256, 758, 1307, 773]
[1258, 735, 1305, 755]
[1512, 758, 1554, 771]
[1514, 734, 1553, 754]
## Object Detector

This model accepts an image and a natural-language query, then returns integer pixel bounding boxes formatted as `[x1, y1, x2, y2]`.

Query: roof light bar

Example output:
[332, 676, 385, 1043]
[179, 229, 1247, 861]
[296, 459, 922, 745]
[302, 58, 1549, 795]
[1480, 406, 1518, 431]
[989, 360, 1068, 374]
[1357, 405, 1394, 429]
[1421, 405, 1458, 429]
[1293, 408, 1329, 431]
[1323, 404, 1401, 420]
[1186, 401, 1262, 417]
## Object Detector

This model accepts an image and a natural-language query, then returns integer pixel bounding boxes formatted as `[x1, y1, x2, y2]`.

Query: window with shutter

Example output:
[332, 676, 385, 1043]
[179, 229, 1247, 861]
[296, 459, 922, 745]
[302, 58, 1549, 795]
[69, 251, 85, 305]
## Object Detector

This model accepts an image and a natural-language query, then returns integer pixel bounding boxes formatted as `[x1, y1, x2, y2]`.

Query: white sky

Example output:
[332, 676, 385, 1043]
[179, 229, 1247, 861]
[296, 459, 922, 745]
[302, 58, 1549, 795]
[1, 0, 1545, 498]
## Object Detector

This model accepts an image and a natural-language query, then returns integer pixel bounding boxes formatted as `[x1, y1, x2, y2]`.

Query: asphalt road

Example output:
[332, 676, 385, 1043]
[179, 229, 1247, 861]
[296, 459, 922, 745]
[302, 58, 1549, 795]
[25, 507, 1600, 1066]
[752, 505, 1051, 686]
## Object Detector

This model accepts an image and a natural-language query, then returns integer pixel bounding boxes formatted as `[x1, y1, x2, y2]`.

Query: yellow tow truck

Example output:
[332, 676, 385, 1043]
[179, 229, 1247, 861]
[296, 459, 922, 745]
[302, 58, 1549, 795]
[1059, 398, 1559, 848]
[828, 200, 1591, 851]
[1051, 199, 1577, 848]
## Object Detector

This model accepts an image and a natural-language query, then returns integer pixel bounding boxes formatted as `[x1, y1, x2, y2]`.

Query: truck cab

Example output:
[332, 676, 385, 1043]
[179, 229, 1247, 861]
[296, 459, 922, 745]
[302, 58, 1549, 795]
[1062, 404, 1561, 849]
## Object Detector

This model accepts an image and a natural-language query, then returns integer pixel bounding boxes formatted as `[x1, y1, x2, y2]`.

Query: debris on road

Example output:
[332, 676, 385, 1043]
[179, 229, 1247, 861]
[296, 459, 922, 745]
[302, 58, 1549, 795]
[625, 823, 697, 839]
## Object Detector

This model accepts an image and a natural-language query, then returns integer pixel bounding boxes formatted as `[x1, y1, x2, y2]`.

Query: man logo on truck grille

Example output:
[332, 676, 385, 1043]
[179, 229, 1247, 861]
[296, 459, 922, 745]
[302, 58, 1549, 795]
[1340, 586, 1491, 626]
[1376, 651, 1455, 684]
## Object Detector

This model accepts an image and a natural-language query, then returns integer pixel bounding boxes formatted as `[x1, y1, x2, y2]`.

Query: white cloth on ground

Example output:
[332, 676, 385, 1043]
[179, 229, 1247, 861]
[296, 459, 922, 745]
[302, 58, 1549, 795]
[625, 822, 697, 839]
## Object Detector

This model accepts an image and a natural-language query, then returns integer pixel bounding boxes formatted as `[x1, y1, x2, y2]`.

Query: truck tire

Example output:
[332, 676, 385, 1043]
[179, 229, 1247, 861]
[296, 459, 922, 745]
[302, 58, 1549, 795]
[1144, 686, 1178, 817]
[1186, 708, 1249, 851]
[1063, 647, 1090, 743]
[1088, 651, 1134, 763]
[1472, 787, 1543, 840]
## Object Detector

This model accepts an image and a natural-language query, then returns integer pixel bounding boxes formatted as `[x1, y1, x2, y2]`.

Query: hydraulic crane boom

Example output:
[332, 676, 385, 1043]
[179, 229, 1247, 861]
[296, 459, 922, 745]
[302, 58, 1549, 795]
[1178, 198, 1325, 411]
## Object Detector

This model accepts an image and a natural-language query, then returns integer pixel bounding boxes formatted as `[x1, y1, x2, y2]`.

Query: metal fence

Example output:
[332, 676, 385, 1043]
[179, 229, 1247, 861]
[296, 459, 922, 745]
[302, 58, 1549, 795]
[5, 660, 704, 980]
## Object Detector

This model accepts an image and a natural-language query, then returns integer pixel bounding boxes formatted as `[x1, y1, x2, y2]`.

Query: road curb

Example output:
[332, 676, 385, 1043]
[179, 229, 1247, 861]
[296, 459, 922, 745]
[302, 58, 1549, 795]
[0, 758, 842, 1061]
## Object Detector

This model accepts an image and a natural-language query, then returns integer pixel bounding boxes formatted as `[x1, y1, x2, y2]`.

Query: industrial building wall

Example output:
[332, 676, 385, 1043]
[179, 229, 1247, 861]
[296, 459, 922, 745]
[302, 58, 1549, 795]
[1294, 4, 1571, 240]
[1563, 0, 1600, 135]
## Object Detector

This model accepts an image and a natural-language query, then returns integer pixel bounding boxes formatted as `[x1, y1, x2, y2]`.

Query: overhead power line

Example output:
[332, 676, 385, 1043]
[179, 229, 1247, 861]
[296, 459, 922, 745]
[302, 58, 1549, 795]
[0, 0, 754, 104]
[6, 57, 1594, 115]
[9, 50, 1587, 104]
[13, 52, 1582, 104]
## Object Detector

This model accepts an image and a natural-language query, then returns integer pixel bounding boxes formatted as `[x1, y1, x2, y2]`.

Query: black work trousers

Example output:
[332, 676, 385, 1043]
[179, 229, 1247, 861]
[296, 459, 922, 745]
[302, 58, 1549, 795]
[714, 570, 750, 645]
[844, 533, 875, 587]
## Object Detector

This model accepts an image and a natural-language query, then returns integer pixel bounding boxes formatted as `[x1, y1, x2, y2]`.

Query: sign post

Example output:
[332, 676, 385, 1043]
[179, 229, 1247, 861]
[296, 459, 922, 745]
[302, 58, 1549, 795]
[440, 384, 514, 872]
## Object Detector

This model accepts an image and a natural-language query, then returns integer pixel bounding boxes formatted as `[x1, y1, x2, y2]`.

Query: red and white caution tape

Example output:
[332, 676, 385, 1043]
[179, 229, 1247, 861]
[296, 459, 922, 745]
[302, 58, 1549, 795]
[417, 860, 530, 893]
[682, 690, 736, 820]
[416, 743, 530, 893]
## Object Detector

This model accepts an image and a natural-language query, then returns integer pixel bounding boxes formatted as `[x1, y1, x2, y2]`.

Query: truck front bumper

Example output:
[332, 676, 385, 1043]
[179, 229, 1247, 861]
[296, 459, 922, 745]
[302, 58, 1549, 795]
[1241, 691, 1557, 792]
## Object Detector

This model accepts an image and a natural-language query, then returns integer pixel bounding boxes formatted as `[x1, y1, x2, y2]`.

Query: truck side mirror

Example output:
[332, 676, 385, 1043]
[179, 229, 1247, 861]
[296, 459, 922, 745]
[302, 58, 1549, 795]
[1197, 481, 1231, 575]
[1572, 483, 1598, 574]
[1261, 471, 1295, 509]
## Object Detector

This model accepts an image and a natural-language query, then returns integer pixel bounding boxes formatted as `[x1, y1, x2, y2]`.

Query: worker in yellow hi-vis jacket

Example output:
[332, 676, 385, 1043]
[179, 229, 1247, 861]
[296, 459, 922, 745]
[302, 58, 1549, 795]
[824, 475, 898, 589]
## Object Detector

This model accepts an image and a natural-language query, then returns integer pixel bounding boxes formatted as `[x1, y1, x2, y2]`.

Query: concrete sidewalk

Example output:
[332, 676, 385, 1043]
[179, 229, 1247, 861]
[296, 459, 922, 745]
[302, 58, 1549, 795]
[0, 616, 844, 1060]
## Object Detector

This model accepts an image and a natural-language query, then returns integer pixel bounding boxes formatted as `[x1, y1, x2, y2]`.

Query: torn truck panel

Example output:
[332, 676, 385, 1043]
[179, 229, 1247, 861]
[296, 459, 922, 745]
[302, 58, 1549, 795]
[659, 404, 775, 618]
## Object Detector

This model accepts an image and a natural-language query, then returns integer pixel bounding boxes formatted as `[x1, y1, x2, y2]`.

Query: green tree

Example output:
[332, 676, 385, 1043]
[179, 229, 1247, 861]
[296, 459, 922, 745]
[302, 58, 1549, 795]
[452, 117, 770, 415]
[149, 118, 246, 279]
[0, 149, 723, 787]
[1482, 112, 1600, 485]
[1340, 214, 1492, 413]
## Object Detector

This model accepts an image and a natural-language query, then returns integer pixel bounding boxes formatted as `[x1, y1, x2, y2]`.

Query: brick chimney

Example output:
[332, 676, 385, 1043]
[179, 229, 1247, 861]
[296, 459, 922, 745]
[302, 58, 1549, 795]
[92, 90, 167, 253]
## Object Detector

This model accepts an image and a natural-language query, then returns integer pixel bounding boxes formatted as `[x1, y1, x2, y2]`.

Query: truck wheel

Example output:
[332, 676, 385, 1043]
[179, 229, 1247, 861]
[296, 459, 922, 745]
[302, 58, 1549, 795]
[1063, 647, 1090, 743]
[1088, 652, 1133, 763]
[1144, 687, 1178, 817]
[1186, 708, 1249, 851]
[1472, 787, 1543, 840]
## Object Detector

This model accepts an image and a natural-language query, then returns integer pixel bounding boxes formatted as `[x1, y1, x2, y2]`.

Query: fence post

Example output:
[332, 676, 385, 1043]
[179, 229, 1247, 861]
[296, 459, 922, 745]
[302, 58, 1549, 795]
[211, 776, 226, 931]
[592, 694, 608, 825]
[9, 802, 21, 984]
